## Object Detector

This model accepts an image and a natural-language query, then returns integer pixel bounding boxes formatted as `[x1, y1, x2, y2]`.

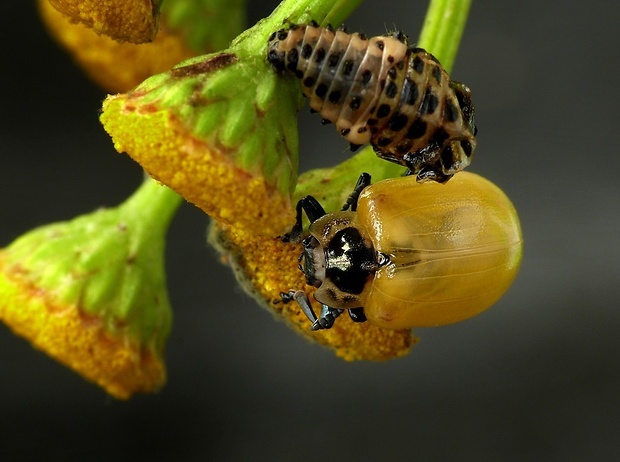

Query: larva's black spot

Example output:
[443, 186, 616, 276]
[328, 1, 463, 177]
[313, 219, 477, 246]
[419, 89, 438, 115]
[396, 142, 412, 155]
[377, 137, 392, 147]
[328, 90, 342, 104]
[301, 44, 313, 59]
[349, 96, 362, 110]
[461, 140, 473, 157]
[412, 55, 424, 73]
[432, 128, 450, 145]
[403, 78, 418, 105]
[328, 52, 341, 68]
[444, 101, 459, 122]
[268, 25, 476, 182]
[426, 93, 439, 114]
[286, 48, 299, 70]
[440, 145, 454, 168]
[387, 112, 409, 132]
[432, 66, 442, 83]
[314, 48, 326, 63]
[359, 33, 368, 40]
[361, 70, 372, 85]
[406, 119, 427, 139]
[267, 50, 285, 71]
[315, 83, 328, 98]
[377, 104, 391, 118]
[342, 59, 354, 76]
[385, 81, 398, 99]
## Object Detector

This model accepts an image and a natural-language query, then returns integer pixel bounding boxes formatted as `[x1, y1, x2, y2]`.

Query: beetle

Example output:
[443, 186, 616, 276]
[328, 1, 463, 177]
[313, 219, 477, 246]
[281, 172, 522, 330]
[267, 23, 477, 183]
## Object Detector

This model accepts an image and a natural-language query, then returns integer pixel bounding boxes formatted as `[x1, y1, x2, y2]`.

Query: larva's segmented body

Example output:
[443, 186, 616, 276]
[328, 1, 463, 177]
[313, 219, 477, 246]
[267, 24, 477, 183]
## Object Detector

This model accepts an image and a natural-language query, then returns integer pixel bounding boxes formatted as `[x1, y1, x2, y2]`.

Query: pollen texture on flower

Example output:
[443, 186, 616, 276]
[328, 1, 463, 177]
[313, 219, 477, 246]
[47, 0, 159, 44]
[0, 255, 165, 399]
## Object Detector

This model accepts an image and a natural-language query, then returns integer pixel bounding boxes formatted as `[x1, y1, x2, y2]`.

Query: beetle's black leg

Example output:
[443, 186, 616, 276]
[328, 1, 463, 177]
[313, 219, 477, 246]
[282, 195, 326, 243]
[280, 291, 344, 331]
[280, 290, 320, 326]
[310, 305, 344, 331]
[347, 307, 367, 323]
[341, 172, 371, 212]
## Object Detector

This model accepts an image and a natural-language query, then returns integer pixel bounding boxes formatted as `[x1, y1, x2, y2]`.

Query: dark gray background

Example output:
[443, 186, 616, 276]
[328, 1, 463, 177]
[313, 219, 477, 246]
[1, 1, 619, 460]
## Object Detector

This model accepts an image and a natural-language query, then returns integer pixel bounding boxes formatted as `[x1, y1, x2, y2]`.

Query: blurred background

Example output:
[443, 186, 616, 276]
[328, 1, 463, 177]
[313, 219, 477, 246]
[1, 1, 619, 460]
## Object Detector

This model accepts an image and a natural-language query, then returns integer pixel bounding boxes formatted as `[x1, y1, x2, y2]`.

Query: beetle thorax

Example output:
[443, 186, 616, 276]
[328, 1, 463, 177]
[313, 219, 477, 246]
[303, 212, 377, 309]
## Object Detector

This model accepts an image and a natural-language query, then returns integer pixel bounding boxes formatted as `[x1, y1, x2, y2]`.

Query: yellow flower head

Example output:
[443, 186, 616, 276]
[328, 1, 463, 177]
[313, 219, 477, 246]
[0, 180, 180, 398]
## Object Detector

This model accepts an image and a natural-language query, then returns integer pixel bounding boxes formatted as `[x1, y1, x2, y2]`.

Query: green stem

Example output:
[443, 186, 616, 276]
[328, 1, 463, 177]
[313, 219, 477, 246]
[118, 177, 184, 239]
[418, 0, 472, 72]
[233, 0, 364, 56]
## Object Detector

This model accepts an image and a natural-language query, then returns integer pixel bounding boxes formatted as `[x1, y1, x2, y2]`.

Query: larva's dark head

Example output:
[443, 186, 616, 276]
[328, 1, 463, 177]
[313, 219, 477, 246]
[437, 137, 475, 180]
[434, 80, 477, 179]
[267, 26, 304, 73]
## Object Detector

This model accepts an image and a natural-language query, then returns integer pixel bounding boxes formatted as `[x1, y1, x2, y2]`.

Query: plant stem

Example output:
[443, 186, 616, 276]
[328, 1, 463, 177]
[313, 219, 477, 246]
[418, 0, 472, 72]
[119, 177, 184, 238]
[233, 0, 363, 56]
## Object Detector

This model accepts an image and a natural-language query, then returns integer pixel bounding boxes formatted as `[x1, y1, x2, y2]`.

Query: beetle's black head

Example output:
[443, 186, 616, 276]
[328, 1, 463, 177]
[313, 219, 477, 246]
[302, 213, 377, 309]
